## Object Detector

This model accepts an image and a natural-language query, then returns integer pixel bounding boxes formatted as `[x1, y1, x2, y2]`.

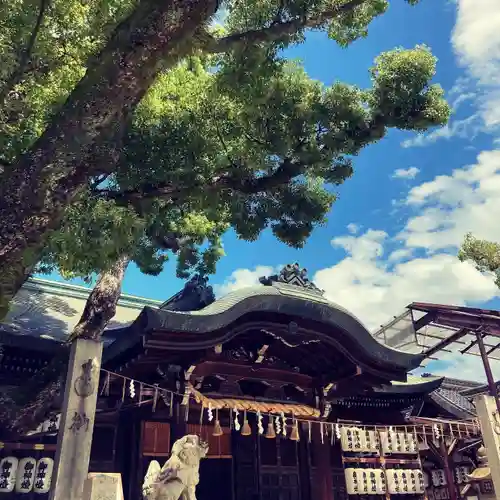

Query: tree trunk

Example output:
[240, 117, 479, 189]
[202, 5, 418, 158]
[0, 255, 130, 436]
[69, 254, 130, 341]
[0, 0, 218, 319]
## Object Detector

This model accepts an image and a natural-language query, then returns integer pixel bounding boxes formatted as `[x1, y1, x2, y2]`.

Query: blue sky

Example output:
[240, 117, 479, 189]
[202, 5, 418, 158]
[40, 1, 500, 380]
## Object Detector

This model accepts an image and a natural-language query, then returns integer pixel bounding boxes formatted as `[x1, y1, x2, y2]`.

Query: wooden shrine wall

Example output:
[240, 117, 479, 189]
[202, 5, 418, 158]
[142, 421, 171, 458]
[187, 423, 232, 458]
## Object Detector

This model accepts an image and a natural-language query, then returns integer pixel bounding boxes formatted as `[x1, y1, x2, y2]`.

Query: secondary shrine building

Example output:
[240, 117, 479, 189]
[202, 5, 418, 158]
[0, 264, 496, 500]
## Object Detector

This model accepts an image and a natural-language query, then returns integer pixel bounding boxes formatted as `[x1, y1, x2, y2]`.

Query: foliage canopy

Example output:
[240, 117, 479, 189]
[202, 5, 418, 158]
[459, 234, 500, 289]
[0, 0, 449, 305]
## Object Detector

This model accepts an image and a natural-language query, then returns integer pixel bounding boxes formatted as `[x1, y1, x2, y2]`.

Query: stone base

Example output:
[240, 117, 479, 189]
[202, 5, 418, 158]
[82, 473, 124, 500]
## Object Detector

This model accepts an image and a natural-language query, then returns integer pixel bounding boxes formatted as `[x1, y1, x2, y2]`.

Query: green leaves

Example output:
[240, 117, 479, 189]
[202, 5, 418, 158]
[327, 0, 388, 47]
[2, 0, 450, 288]
[37, 191, 145, 280]
[368, 45, 450, 130]
[0, 0, 136, 162]
[103, 43, 448, 256]
[458, 234, 500, 289]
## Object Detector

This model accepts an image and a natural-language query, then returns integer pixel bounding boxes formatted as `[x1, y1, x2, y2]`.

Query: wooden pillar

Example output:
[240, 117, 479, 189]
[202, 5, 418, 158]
[312, 427, 334, 500]
[49, 338, 103, 500]
[439, 441, 457, 500]
[172, 369, 193, 442]
[476, 332, 500, 415]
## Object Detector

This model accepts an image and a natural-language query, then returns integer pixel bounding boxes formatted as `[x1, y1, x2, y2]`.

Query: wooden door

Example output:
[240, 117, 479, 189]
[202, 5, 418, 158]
[259, 436, 301, 500]
[233, 431, 259, 500]
[142, 421, 171, 457]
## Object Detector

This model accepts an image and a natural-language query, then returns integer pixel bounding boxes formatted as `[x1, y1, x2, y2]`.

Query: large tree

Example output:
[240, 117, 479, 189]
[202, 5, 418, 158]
[0, 0, 447, 318]
[0, 40, 451, 434]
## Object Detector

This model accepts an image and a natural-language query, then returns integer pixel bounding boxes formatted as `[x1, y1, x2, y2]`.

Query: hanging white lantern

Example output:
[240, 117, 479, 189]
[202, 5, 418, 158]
[352, 427, 365, 452]
[431, 469, 447, 487]
[402, 431, 411, 454]
[365, 430, 380, 453]
[380, 430, 396, 454]
[406, 430, 418, 454]
[415, 470, 425, 494]
[394, 432, 404, 453]
[345, 468, 358, 495]
[375, 469, 386, 495]
[358, 469, 368, 494]
[399, 469, 409, 494]
[15, 457, 37, 493]
[0, 457, 19, 493]
[387, 469, 400, 495]
[407, 469, 415, 494]
[341, 426, 354, 451]
[454, 466, 470, 485]
[33, 458, 54, 494]
[437, 469, 447, 486]
[366, 469, 378, 495]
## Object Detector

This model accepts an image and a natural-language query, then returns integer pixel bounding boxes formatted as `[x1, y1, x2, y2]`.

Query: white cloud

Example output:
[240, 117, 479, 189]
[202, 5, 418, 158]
[214, 266, 274, 296]
[388, 248, 414, 262]
[392, 167, 420, 179]
[347, 223, 360, 234]
[421, 351, 500, 382]
[451, 92, 475, 112]
[401, 150, 500, 251]
[452, 0, 500, 129]
[401, 114, 482, 148]
[216, 149, 500, 381]
[401, 1, 500, 149]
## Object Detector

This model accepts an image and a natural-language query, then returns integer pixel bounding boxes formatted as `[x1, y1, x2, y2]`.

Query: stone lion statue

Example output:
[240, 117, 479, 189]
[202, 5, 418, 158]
[142, 435, 209, 500]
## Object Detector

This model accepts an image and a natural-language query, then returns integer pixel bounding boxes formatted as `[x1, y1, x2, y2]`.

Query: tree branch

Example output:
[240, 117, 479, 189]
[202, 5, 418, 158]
[214, 120, 238, 169]
[206, 0, 368, 53]
[0, 0, 51, 103]
[96, 156, 306, 209]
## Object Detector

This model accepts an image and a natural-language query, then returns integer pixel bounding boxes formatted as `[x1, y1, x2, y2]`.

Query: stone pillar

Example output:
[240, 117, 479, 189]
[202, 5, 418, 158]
[49, 338, 103, 500]
[475, 395, 500, 498]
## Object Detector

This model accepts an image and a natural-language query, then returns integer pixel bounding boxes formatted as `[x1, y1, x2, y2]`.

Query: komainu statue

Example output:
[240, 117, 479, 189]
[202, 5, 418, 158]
[142, 435, 209, 500]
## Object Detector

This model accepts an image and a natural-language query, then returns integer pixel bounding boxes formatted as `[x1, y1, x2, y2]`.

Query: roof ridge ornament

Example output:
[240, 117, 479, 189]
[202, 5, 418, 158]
[160, 274, 215, 311]
[259, 263, 324, 295]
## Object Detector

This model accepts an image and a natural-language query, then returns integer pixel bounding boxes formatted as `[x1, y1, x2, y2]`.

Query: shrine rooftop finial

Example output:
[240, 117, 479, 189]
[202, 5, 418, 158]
[259, 263, 324, 295]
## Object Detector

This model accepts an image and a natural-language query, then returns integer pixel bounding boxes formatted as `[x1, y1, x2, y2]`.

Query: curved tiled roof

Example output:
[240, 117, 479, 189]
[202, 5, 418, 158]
[377, 375, 445, 394]
[430, 387, 476, 419]
[105, 281, 424, 377]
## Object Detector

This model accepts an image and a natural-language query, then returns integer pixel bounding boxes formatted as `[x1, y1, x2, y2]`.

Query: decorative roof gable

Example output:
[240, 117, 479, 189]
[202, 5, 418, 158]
[259, 263, 324, 295]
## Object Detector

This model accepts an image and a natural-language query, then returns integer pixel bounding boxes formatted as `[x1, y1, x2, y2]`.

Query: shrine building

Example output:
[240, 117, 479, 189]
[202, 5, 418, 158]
[0, 264, 496, 500]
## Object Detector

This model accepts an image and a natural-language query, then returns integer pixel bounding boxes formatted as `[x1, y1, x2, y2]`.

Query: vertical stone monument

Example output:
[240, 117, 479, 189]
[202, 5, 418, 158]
[49, 338, 103, 500]
[475, 395, 500, 498]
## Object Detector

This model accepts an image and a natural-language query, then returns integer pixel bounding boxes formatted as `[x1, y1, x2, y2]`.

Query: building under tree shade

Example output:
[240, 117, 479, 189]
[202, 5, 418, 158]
[0, 265, 496, 500]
